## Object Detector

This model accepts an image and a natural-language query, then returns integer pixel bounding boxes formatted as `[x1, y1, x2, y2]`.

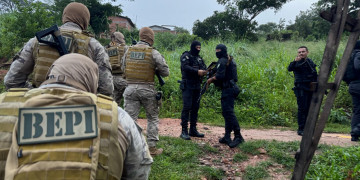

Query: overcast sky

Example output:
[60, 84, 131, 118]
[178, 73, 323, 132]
[120, 0, 318, 32]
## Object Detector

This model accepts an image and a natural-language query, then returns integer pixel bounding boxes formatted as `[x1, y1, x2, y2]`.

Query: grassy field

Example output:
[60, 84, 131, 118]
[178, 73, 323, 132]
[1, 38, 358, 179]
[151, 136, 359, 179]
[154, 38, 351, 133]
[0, 38, 352, 132]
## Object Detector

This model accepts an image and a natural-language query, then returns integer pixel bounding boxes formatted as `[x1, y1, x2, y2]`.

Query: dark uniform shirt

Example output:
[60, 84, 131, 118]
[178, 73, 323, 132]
[180, 51, 206, 89]
[215, 57, 238, 88]
[288, 58, 317, 84]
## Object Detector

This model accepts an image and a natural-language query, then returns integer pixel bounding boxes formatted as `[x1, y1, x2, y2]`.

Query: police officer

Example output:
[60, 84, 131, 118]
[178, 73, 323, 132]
[179, 41, 207, 140]
[3, 53, 152, 179]
[288, 46, 317, 136]
[106, 32, 128, 105]
[122, 27, 170, 156]
[4, 2, 114, 96]
[348, 40, 360, 141]
[207, 44, 244, 148]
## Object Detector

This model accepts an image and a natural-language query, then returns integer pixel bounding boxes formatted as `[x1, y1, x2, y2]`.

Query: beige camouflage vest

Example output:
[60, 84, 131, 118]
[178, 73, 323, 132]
[32, 29, 91, 87]
[0, 88, 31, 179]
[125, 46, 155, 83]
[106, 43, 126, 74]
[3, 88, 126, 180]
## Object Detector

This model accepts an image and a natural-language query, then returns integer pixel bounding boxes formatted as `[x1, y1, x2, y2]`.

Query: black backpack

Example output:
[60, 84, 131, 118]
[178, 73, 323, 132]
[343, 50, 360, 84]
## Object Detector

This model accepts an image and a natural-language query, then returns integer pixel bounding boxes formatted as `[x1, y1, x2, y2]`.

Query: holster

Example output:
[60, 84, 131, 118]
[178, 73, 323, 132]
[156, 91, 163, 106]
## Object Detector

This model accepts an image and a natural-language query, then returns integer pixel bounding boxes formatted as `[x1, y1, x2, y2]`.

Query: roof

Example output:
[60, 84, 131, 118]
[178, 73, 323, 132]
[111, 15, 135, 28]
[149, 25, 171, 31]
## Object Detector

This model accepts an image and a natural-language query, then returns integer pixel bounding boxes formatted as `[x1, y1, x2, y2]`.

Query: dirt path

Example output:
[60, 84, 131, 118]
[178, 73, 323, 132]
[138, 118, 358, 147]
[138, 118, 359, 179]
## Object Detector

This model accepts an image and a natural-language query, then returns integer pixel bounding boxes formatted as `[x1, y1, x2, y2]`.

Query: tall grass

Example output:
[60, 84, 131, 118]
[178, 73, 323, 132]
[157, 38, 351, 131]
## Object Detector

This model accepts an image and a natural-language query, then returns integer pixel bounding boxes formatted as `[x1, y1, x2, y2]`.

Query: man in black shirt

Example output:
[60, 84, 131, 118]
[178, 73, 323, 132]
[207, 44, 244, 148]
[288, 46, 317, 136]
[348, 40, 360, 141]
[179, 41, 207, 140]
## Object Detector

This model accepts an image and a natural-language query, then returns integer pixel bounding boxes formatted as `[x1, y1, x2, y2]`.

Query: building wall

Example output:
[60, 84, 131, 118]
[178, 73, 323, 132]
[108, 16, 133, 32]
[150, 26, 176, 34]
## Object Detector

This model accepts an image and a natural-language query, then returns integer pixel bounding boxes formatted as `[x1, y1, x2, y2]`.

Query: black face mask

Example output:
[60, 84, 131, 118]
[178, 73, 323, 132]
[216, 52, 222, 59]
[215, 44, 228, 59]
[190, 41, 201, 56]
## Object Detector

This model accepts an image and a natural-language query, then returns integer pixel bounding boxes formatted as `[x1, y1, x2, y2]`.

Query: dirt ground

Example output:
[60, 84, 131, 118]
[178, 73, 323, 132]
[138, 118, 359, 179]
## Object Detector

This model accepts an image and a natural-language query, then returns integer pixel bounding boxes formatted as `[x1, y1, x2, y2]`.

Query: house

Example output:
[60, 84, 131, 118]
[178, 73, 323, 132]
[149, 25, 176, 34]
[108, 16, 135, 33]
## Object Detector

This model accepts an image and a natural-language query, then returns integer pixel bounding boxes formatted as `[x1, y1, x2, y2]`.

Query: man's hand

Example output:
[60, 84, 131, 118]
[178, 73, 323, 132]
[198, 70, 207, 76]
[295, 55, 302, 61]
[207, 76, 215, 84]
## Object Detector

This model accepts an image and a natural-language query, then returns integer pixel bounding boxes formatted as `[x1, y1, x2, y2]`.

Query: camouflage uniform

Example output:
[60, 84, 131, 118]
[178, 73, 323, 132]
[123, 41, 169, 148]
[1, 85, 153, 179]
[117, 106, 153, 179]
[4, 22, 114, 96]
[106, 41, 128, 105]
[113, 75, 127, 105]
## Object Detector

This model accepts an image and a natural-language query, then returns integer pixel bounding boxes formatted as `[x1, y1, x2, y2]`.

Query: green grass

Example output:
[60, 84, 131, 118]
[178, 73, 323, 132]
[306, 145, 360, 179]
[238, 140, 300, 169]
[233, 153, 249, 162]
[243, 161, 272, 180]
[1, 38, 353, 134]
[155, 38, 352, 133]
[149, 136, 224, 180]
[150, 137, 358, 179]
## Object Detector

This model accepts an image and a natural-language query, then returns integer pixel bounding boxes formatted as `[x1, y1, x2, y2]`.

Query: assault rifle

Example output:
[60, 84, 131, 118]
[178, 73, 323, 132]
[130, 36, 165, 86]
[35, 25, 68, 56]
[197, 61, 217, 103]
[130, 36, 137, 45]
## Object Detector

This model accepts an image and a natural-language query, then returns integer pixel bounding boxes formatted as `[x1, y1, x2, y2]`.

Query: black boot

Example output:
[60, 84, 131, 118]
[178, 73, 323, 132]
[351, 136, 359, 142]
[189, 126, 204, 138]
[180, 127, 191, 140]
[219, 136, 232, 145]
[228, 133, 244, 148]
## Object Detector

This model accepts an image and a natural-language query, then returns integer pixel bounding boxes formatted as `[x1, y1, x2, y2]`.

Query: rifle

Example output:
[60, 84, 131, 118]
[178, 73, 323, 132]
[130, 36, 137, 45]
[35, 25, 68, 56]
[197, 61, 217, 103]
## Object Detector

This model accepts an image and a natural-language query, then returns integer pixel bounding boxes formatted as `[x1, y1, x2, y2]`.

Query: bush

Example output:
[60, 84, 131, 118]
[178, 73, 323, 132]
[158, 39, 351, 129]
[307, 146, 360, 179]
[154, 32, 200, 51]
[0, 1, 55, 58]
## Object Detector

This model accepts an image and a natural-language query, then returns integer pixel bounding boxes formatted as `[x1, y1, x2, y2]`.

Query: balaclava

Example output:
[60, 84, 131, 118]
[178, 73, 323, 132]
[190, 40, 201, 56]
[111, 32, 125, 45]
[139, 27, 154, 46]
[355, 40, 360, 50]
[62, 2, 90, 30]
[216, 44, 228, 59]
[44, 53, 99, 94]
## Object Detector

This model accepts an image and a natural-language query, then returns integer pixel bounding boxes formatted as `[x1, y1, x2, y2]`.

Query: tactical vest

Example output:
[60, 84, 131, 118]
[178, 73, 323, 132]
[3, 88, 126, 180]
[125, 46, 155, 83]
[106, 44, 126, 74]
[32, 29, 92, 87]
[0, 88, 30, 179]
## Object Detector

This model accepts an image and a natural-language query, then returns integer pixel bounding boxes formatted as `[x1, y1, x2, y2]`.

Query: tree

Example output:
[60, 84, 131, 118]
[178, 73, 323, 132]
[284, 0, 360, 40]
[217, 0, 294, 21]
[193, 0, 293, 41]
[0, 0, 34, 14]
[315, 0, 359, 13]
[0, 0, 54, 58]
[174, 27, 189, 34]
[256, 22, 277, 34]
[193, 8, 257, 41]
[52, 0, 122, 36]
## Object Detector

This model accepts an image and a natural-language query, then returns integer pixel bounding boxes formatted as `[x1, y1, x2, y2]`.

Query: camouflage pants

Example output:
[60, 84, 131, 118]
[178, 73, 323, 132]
[113, 75, 127, 106]
[123, 84, 159, 147]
